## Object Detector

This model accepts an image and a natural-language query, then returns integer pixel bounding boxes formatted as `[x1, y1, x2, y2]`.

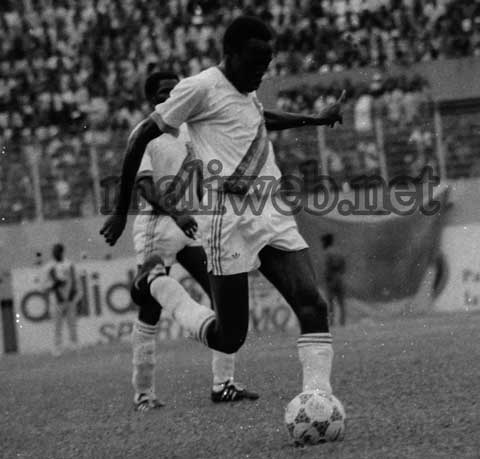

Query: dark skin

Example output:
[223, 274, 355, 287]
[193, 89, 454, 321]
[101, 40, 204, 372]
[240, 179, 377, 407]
[100, 37, 345, 246]
[219, 38, 346, 129]
[52, 245, 64, 262]
[50, 245, 66, 289]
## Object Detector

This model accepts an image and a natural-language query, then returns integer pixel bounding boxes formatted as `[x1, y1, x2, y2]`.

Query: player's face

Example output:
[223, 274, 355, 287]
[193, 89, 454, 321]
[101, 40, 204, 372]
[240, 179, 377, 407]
[232, 38, 273, 93]
[153, 78, 179, 105]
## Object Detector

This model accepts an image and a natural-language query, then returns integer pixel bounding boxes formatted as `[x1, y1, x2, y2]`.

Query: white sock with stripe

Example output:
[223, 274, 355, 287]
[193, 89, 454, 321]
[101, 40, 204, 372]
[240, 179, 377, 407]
[212, 350, 235, 388]
[132, 319, 158, 398]
[297, 333, 333, 394]
[149, 276, 215, 344]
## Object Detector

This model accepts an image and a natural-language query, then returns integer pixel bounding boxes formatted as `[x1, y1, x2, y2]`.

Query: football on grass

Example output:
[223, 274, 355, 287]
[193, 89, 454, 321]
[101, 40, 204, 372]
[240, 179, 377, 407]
[284, 390, 346, 445]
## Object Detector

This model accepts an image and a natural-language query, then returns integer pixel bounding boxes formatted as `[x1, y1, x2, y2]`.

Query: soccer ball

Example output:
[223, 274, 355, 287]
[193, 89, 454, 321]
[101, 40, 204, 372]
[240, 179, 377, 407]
[284, 391, 346, 445]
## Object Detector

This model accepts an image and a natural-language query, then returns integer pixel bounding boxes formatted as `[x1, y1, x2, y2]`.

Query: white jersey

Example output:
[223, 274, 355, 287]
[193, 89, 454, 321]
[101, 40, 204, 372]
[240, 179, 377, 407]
[136, 146, 154, 212]
[149, 67, 308, 276]
[42, 259, 76, 302]
[150, 66, 282, 195]
[132, 124, 201, 266]
[135, 123, 201, 213]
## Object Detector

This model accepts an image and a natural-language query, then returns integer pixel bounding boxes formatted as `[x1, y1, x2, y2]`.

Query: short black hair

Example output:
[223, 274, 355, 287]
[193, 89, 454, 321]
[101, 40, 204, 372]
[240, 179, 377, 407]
[321, 234, 334, 248]
[144, 71, 179, 101]
[223, 16, 273, 55]
[52, 243, 64, 258]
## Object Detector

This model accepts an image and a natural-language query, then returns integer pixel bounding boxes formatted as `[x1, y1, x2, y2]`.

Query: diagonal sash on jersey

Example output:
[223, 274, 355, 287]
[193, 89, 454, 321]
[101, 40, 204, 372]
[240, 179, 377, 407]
[211, 119, 269, 273]
[160, 143, 199, 208]
[223, 119, 270, 195]
[211, 100, 269, 273]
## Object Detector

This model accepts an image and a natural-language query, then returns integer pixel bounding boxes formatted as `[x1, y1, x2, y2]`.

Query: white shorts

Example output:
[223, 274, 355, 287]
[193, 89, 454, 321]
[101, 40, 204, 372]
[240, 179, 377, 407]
[198, 191, 308, 275]
[132, 214, 201, 267]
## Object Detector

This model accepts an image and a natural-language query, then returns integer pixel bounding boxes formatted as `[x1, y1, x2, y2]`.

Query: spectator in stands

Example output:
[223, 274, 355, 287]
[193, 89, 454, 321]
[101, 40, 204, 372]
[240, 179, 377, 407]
[2, 0, 480, 132]
[354, 85, 374, 133]
[407, 120, 437, 177]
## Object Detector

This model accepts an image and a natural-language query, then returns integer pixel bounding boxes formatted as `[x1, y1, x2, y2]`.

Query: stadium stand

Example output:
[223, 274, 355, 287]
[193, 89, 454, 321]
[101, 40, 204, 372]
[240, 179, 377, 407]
[1, 0, 480, 222]
[2, 0, 480, 131]
[273, 73, 435, 186]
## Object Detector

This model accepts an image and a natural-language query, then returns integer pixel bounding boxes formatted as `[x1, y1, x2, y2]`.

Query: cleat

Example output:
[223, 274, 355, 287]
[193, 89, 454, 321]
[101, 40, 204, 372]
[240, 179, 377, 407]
[131, 255, 167, 305]
[211, 380, 259, 403]
[134, 393, 165, 412]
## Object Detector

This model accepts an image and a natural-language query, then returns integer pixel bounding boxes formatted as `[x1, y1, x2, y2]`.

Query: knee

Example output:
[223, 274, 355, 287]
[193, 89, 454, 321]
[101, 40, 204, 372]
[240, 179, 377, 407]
[136, 297, 162, 326]
[218, 340, 244, 354]
[217, 330, 247, 354]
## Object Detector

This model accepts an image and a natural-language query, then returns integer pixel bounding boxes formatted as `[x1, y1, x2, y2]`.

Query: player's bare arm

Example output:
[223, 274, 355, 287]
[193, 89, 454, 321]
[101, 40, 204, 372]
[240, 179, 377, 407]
[264, 90, 346, 131]
[136, 175, 198, 240]
[136, 175, 162, 212]
[100, 117, 163, 246]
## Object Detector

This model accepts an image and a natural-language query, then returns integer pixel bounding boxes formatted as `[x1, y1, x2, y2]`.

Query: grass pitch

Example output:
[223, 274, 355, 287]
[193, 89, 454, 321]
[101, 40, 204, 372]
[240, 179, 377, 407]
[2, 312, 479, 459]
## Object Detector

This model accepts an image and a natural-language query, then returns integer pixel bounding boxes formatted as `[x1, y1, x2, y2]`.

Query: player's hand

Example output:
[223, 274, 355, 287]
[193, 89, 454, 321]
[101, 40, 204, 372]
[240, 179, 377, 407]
[173, 214, 198, 239]
[320, 90, 346, 128]
[100, 213, 127, 246]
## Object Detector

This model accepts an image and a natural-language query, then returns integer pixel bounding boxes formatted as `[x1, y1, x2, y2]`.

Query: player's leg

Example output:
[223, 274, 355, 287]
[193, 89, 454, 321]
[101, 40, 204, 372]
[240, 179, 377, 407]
[135, 256, 250, 354]
[131, 297, 164, 410]
[65, 300, 78, 349]
[130, 215, 170, 411]
[326, 287, 335, 327]
[258, 246, 333, 394]
[131, 267, 165, 411]
[205, 272, 250, 354]
[134, 255, 220, 347]
[130, 217, 222, 408]
[52, 301, 64, 356]
[176, 247, 235, 384]
[336, 285, 346, 327]
[176, 246, 258, 402]
[134, 197, 250, 355]
[177, 247, 236, 384]
[175, 246, 211, 298]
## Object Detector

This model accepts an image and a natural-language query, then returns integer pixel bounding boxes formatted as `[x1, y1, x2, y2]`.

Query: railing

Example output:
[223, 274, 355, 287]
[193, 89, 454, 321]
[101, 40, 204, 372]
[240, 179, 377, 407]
[1, 102, 480, 224]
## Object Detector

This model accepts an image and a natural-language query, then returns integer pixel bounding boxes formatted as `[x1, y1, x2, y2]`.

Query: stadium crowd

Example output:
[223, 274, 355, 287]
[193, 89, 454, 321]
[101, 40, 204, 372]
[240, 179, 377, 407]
[1, 0, 480, 222]
[2, 0, 480, 133]
[272, 73, 435, 185]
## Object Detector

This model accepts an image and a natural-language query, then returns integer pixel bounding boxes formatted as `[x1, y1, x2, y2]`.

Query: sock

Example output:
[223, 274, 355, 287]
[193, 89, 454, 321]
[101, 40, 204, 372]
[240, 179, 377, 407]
[149, 276, 215, 345]
[297, 333, 333, 394]
[212, 351, 235, 388]
[132, 319, 158, 398]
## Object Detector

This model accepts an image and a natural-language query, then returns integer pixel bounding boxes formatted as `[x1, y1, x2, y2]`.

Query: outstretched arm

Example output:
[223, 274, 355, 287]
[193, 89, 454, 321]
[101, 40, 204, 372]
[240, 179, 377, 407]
[115, 118, 162, 214]
[264, 90, 346, 131]
[100, 117, 162, 246]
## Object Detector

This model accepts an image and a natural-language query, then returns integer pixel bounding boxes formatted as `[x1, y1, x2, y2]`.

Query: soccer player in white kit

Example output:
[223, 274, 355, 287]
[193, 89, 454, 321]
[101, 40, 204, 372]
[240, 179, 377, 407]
[101, 16, 346, 412]
[130, 72, 259, 410]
